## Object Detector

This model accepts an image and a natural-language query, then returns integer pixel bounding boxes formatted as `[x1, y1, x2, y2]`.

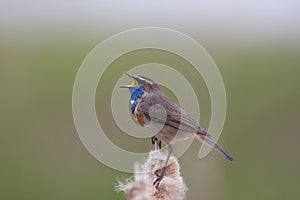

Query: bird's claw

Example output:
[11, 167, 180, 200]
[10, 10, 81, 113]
[153, 167, 166, 188]
[153, 175, 163, 188]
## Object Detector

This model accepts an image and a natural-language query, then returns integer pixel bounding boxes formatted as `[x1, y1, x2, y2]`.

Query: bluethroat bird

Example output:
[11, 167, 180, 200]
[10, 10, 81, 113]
[121, 72, 235, 187]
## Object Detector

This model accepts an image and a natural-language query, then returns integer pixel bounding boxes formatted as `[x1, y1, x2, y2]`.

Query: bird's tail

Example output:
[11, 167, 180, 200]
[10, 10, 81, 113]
[196, 134, 235, 162]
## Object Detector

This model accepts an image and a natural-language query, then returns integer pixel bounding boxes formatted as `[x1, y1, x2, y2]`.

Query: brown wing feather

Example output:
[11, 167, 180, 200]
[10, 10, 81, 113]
[139, 91, 209, 136]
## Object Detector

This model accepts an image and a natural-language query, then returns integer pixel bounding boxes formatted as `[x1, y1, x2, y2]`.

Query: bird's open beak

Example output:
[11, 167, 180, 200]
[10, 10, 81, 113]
[120, 72, 138, 88]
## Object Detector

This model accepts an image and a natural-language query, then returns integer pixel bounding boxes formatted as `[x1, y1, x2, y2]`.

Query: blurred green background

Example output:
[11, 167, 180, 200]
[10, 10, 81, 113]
[1, 1, 300, 200]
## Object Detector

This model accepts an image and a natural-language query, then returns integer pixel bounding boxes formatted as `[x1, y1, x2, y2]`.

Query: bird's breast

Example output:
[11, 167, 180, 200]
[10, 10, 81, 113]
[130, 98, 139, 114]
[135, 104, 146, 127]
[129, 87, 145, 114]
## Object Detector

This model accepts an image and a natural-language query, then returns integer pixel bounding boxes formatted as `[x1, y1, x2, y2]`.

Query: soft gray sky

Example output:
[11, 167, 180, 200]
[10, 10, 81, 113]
[1, 0, 299, 44]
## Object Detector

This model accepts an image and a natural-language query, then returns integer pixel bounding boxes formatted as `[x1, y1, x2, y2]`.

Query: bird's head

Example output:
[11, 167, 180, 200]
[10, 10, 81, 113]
[120, 72, 159, 93]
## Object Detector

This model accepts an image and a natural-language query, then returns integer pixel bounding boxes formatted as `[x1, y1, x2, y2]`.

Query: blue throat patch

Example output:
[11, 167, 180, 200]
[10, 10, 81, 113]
[129, 86, 144, 115]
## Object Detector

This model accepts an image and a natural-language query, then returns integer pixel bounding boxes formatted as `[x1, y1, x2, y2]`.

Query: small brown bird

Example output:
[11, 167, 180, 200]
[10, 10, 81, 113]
[121, 72, 234, 187]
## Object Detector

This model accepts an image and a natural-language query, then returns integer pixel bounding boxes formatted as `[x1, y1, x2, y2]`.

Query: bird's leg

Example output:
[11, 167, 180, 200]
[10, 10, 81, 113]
[153, 144, 172, 188]
[155, 140, 162, 150]
[151, 136, 162, 150]
[151, 136, 156, 145]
